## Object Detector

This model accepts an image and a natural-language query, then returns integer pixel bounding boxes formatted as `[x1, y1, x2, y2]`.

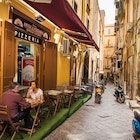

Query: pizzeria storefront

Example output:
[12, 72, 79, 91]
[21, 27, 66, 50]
[13, 8, 50, 86]
[0, 0, 100, 96]
[0, 5, 58, 93]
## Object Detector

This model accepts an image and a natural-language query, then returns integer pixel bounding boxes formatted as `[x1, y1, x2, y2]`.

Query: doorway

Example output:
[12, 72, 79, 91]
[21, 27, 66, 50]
[82, 52, 89, 84]
[16, 40, 41, 86]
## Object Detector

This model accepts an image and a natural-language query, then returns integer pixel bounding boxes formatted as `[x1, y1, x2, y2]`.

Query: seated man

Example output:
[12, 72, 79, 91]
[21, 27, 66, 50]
[0, 82, 33, 129]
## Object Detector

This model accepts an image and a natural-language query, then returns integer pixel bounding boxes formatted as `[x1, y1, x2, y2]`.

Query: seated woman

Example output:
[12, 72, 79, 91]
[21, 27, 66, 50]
[26, 80, 44, 104]
[26, 80, 44, 125]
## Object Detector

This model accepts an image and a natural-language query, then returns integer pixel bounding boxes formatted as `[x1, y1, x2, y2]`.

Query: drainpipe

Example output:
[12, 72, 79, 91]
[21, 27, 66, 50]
[81, 0, 84, 23]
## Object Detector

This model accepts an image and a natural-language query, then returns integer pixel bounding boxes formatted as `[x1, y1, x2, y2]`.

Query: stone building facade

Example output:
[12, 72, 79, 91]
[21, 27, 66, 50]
[103, 24, 116, 81]
[115, 0, 140, 99]
[67, 0, 104, 83]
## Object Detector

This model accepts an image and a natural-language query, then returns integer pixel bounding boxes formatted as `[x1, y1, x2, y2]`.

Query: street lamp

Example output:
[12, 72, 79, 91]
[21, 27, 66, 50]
[97, 54, 100, 59]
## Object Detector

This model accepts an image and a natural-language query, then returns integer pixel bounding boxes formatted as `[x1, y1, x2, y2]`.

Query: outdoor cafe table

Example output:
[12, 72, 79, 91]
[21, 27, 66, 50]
[19, 98, 41, 137]
[44, 90, 63, 116]
[63, 89, 74, 108]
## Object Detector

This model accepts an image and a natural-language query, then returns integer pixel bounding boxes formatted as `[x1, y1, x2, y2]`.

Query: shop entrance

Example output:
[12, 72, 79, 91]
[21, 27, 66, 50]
[82, 52, 89, 84]
[16, 40, 40, 86]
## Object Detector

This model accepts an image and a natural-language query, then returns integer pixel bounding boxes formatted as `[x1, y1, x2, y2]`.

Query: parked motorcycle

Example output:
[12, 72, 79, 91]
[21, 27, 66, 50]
[132, 109, 140, 139]
[99, 80, 106, 93]
[114, 83, 125, 103]
[95, 83, 103, 104]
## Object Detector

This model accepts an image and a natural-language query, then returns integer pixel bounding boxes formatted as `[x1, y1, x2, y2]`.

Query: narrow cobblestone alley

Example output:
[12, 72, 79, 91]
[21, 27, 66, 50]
[43, 83, 135, 140]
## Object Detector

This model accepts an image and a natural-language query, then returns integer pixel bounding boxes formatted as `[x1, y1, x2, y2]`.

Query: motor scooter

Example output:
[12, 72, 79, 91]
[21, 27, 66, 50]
[114, 83, 125, 103]
[98, 80, 105, 93]
[132, 109, 140, 139]
[95, 83, 103, 104]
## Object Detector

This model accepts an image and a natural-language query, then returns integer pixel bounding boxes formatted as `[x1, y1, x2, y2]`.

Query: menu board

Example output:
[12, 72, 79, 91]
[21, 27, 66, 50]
[22, 57, 34, 86]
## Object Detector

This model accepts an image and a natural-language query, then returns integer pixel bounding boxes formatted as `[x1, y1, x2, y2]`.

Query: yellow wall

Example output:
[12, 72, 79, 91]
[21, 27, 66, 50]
[0, 3, 9, 20]
[0, 2, 9, 98]
[0, 0, 71, 89]
[57, 52, 70, 85]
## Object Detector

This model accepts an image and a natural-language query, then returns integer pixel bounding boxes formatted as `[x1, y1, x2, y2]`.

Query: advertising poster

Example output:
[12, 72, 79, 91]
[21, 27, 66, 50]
[22, 57, 34, 86]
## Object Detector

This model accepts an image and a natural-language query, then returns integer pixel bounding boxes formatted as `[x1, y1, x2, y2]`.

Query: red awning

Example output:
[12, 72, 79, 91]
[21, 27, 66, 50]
[23, 0, 99, 51]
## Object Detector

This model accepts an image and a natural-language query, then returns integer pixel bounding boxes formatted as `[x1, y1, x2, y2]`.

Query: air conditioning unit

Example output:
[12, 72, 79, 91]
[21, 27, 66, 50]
[126, 22, 133, 32]
[61, 38, 70, 56]
[28, 0, 52, 3]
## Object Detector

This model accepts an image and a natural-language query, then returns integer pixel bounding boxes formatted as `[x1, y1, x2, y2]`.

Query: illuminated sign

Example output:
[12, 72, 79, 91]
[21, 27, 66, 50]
[15, 30, 41, 44]
[12, 9, 51, 41]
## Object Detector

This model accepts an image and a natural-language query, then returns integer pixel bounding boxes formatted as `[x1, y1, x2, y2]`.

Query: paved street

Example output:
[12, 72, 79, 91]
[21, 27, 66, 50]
[43, 83, 134, 140]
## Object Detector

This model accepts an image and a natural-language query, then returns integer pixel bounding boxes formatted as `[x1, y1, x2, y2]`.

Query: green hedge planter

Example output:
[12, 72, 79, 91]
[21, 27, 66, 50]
[1, 93, 92, 140]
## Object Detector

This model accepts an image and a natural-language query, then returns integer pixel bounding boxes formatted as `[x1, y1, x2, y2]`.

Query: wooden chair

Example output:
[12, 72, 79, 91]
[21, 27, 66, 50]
[68, 85, 81, 102]
[42, 91, 52, 118]
[43, 91, 60, 117]
[0, 105, 23, 140]
[64, 86, 75, 108]
[67, 86, 74, 90]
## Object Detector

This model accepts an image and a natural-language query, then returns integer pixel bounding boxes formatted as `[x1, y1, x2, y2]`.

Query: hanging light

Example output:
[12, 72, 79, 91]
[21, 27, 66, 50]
[28, 0, 52, 3]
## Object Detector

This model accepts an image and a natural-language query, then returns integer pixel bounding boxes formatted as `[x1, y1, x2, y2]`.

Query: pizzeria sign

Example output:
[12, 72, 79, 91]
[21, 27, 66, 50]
[15, 30, 41, 44]
[12, 9, 51, 42]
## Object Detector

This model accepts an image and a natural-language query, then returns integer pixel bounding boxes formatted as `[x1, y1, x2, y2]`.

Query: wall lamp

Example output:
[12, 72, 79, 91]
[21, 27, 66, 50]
[35, 15, 45, 22]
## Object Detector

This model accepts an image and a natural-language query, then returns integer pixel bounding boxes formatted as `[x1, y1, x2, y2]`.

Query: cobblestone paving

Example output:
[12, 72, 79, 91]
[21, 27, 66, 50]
[43, 83, 135, 140]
